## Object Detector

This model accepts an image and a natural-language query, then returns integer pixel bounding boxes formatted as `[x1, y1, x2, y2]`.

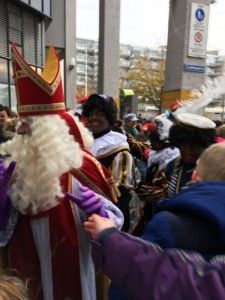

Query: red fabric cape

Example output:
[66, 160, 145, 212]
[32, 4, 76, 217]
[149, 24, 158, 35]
[9, 173, 82, 300]
[71, 149, 117, 203]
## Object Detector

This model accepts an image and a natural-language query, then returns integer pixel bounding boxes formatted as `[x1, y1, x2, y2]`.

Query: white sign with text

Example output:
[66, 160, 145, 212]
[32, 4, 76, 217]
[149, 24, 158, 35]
[188, 3, 209, 58]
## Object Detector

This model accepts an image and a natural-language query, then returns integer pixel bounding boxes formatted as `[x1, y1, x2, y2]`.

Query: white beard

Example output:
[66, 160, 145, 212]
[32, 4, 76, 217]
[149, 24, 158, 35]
[73, 115, 94, 149]
[66, 111, 94, 150]
[1, 115, 83, 214]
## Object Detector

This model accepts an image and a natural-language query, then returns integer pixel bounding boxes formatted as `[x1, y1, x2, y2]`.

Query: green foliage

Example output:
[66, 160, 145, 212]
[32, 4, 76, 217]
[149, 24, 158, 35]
[127, 55, 165, 108]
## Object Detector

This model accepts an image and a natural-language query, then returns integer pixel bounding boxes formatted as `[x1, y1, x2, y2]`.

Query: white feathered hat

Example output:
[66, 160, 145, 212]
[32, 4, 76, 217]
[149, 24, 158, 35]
[154, 75, 225, 139]
[171, 75, 225, 129]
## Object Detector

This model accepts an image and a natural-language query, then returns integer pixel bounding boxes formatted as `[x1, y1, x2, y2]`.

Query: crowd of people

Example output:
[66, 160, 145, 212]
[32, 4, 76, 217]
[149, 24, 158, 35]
[0, 105, 18, 145]
[1, 43, 225, 300]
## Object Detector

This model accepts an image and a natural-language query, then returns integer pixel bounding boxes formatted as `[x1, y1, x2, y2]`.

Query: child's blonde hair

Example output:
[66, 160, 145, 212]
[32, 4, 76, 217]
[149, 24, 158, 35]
[0, 274, 28, 300]
[216, 124, 225, 138]
[196, 143, 225, 181]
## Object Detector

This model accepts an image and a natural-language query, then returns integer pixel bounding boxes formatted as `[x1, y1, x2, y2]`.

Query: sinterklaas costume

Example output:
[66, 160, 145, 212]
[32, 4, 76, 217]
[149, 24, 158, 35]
[0, 44, 123, 300]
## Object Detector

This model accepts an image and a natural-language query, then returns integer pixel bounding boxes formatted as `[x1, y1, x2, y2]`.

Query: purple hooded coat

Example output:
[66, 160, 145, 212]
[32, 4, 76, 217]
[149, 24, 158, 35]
[93, 228, 225, 300]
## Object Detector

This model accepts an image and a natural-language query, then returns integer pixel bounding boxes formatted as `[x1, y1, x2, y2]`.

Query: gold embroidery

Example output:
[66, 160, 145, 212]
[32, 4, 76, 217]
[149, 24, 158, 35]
[82, 151, 107, 180]
[41, 47, 59, 84]
[13, 69, 26, 79]
[18, 103, 65, 113]
[118, 152, 124, 185]
[11, 53, 21, 105]
[124, 152, 130, 187]
[85, 151, 119, 199]
[97, 146, 129, 160]
[68, 173, 72, 193]
[12, 46, 61, 96]
[71, 169, 108, 199]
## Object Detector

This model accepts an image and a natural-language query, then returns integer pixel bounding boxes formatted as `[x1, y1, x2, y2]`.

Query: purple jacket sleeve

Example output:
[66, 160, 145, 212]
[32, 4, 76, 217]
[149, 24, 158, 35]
[92, 228, 225, 300]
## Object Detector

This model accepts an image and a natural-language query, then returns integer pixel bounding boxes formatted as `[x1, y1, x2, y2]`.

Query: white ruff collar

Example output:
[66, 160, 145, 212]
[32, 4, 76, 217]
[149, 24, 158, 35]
[90, 131, 129, 157]
[148, 147, 180, 171]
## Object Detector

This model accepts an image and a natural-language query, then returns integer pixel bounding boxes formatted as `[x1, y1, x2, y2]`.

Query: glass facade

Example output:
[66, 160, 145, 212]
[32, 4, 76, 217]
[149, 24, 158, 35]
[0, 59, 9, 107]
[0, 0, 44, 110]
[30, 0, 42, 11]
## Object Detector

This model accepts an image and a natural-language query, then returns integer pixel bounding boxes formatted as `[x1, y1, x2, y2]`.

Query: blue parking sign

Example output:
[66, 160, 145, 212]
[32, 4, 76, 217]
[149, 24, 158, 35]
[195, 8, 205, 21]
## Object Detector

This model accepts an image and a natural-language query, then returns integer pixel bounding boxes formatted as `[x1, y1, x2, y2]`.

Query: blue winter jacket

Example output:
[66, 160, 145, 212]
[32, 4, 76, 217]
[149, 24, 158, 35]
[142, 181, 225, 259]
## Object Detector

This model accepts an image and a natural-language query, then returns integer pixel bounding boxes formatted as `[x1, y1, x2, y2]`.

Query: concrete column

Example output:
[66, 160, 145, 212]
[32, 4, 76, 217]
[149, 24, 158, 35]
[45, 0, 76, 108]
[64, 0, 77, 108]
[98, 0, 120, 98]
[162, 0, 214, 110]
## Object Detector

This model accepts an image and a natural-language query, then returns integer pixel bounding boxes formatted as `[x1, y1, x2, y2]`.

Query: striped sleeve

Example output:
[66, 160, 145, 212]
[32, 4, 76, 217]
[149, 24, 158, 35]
[110, 150, 135, 188]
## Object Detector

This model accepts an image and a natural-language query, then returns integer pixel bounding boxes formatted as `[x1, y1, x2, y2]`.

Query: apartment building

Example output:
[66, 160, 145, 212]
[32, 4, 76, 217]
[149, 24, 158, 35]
[76, 38, 166, 92]
[205, 50, 225, 120]
[76, 38, 225, 119]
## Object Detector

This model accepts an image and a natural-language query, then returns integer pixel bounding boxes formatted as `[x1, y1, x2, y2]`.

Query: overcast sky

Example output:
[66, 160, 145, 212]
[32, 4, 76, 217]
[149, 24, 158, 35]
[76, 0, 225, 54]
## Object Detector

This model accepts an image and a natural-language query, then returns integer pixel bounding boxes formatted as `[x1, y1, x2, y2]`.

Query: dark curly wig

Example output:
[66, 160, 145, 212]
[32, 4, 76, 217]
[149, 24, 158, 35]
[169, 123, 216, 148]
[82, 94, 118, 126]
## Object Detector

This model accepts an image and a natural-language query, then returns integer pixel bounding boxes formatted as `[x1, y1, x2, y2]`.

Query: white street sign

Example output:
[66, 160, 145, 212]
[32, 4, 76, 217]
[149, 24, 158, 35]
[188, 3, 209, 58]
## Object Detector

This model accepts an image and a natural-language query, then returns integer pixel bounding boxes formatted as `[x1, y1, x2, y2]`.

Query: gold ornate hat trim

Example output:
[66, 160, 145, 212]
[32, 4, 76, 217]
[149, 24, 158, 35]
[12, 45, 61, 96]
[41, 47, 60, 84]
[18, 103, 65, 113]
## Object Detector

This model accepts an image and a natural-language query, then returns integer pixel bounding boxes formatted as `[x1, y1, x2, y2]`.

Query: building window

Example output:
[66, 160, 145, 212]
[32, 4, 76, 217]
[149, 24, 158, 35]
[30, 0, 42, 11]
[8, 6, 23, 49]
[0, 0, 43, 109]
[17, 0, 52, 18]
[43, 0, 51, 17]
[0, 59, 9, 107]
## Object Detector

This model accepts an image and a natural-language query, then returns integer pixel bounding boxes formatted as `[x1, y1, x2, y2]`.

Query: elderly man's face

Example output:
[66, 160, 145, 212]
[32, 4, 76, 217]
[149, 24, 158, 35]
[126, 120, 136, 128]
[17, 118, 33, 136]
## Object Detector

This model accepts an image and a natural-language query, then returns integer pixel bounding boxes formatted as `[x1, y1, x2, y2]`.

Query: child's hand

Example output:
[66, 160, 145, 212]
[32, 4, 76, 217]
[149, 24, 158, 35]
[84, 214, 115, 240]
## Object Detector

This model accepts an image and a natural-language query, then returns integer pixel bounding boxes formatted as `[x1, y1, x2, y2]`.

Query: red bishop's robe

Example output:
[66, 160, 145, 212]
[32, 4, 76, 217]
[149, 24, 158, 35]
[8, 151, 117, 300]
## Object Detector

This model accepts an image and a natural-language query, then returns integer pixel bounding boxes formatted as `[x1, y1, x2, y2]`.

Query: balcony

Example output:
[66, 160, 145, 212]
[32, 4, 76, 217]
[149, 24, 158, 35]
[76, 80, 85, 87]
[77, 55, 85, 63]
[120, 59, 131, 68]
[87, 56, 98, 65]
[76, 43, 87, 51]
[87, 44, 98, 54]
[120, 48, 132, 57]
